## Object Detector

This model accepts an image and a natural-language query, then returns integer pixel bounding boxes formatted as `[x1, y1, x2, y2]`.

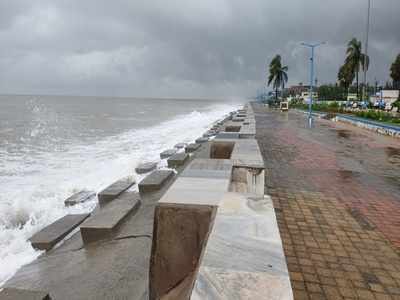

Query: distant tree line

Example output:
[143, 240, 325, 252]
[391, 54, 400, 91]
[264, 38, 400, 103]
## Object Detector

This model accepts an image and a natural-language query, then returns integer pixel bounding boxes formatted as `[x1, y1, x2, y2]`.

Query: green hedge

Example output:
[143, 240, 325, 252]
[291, 102, 344, 113]
[291, 102, 400, 125]
[355, 110, 400, 124]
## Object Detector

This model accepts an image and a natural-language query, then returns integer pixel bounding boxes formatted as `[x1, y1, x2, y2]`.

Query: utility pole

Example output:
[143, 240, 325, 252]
[301, 42, 326, 128]
[362, 0, 371, 103]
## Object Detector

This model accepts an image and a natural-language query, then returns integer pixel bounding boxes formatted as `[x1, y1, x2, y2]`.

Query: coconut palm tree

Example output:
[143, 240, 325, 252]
[267, 55, 288, 101]
[338, 63, 355, 100]
[345, 38, 369, 101]
[390, 54, 400, 90]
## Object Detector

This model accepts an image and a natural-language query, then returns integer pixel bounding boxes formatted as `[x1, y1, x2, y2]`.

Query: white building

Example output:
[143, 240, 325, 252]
[370, 90, 399, 105]
[299, 91, 319, 102]
[347, 93, 358, 101]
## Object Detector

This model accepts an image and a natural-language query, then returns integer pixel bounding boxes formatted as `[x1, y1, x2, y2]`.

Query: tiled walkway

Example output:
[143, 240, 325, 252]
[253, 104, 400, 300]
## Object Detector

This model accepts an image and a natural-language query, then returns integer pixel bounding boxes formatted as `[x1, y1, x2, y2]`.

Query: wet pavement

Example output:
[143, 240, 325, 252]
[253, 103, 400, 300]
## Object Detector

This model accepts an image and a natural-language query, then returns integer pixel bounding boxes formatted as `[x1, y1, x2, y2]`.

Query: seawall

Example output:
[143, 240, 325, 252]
[0, 103, 292, 300]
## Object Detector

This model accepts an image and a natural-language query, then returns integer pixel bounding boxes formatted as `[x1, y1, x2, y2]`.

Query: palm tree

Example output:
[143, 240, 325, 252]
[338, 63, 355, 100]
[390, 54, 400, 90]
[345, 38, 369, 101]
[267, 55, 288, 101]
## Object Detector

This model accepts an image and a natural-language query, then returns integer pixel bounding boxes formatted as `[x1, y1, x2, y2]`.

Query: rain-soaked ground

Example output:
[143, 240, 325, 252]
[253, 103, 400, 248]
[253, 103, 400, 299]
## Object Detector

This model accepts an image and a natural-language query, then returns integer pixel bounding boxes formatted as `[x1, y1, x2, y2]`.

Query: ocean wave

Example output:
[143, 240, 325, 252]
[0, 101, 240, 286]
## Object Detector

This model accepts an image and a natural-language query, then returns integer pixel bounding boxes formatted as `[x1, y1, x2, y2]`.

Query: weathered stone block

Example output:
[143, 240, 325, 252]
[135, 162, 157, 174]
[0, 288, 50, 300]
[98, 177, 135, 205]
[174, 143, 187, 149]
[167, 153, 189, 168]
[215, 132, 240, 139]
[64, 190, 95, 207]
[181, 159, 233, 179]
[80, 192, 140, 244]
[202, 131, 216, 138]
[195, 137, 209, 144]
[150, 203, 217, 300]
[138, 170, 174, 193]
[160, 149, 177, 159]
[232, 117, 245, 122]
[149, 159, 232, 299]
[185, 143, 201, 153]
[29, 214, 90, 251]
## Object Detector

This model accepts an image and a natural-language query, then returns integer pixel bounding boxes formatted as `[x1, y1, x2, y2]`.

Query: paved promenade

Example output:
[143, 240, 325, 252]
[253, 104, 400, 300]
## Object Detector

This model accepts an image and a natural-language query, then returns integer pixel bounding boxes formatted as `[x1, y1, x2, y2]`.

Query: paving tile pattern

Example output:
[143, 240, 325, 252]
[253, 104, 400, 300]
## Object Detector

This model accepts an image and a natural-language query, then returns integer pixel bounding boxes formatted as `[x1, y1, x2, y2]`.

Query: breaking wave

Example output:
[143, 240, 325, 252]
[0, 101, 240, 285]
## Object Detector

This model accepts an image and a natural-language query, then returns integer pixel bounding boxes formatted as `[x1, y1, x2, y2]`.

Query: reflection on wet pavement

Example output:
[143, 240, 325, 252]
[253, 104, 400, 248]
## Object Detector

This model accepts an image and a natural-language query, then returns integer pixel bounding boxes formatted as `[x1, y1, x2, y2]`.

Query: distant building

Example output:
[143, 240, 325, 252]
[299, 91, 319, 102]
[370, 90, 399, 106]
[285, 83, 310, 97]
[347, 93, 358, 101]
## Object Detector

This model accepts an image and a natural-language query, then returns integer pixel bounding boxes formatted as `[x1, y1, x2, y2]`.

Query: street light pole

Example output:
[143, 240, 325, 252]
[362, 0, 371, 103]
[301, 42, 326, 128]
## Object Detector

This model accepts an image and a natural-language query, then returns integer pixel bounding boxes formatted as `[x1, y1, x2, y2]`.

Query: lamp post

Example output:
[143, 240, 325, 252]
[362, 0, 371, 103]
[301, 42, 326, 128]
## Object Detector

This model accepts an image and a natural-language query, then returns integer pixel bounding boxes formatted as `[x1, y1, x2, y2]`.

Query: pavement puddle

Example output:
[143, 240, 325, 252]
[385, 147, 400, 164]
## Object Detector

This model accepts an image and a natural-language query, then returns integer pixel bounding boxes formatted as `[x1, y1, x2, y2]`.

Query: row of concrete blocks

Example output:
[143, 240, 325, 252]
[28, 169, 178, 252]
[28, 112, 221, 253]
[141, 127, 217, 175]
[149, 136, 270, 299]
[0, 111, 235, 299]
[155, 121, 225, 169]
[3, 166, 178, 299]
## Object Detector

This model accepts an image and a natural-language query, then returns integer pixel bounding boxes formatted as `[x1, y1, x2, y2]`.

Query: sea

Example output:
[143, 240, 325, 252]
[0, 95, 243, 285]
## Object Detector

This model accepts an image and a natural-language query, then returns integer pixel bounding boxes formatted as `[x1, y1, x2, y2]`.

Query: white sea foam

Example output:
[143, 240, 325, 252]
[0, 102, 240, 286]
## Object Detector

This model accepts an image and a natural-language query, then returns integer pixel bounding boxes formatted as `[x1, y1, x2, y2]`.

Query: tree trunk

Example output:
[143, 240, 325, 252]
[356, 72, 359, 101]
[275, 87, 278, 101]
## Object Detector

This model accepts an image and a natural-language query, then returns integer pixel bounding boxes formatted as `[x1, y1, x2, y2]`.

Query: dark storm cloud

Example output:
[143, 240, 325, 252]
[0, 0, 399, 97]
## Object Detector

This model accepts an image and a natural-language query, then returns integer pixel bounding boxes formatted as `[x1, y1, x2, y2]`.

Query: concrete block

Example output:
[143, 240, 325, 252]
[0, 288, 50, 300]
[167, 153, 189, 168]
[97, 177, 135, 205]
[202, 130, 216, 138]
[195, 137, 209, 144]
[64, 190, 95, 207]
[215, 132, 240, 139]
[185, 143, 201, 153]
[174, 143, 187, 149]
[80, 192, 140, 244]
[150, 203, 217, 300]
[181, 159, 233, 179]
[29, 214, 90, 251]
[232, 117, 245, 122]
[135, 162, 157, 174]
[160, 149, 177, 159]
[149, 159, 233, 299]
[192, 194, 293, 300]
[138, 170, 174, 193]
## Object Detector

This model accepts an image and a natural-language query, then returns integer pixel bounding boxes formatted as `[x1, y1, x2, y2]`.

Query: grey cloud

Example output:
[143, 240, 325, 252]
[0, 0, 399, 97]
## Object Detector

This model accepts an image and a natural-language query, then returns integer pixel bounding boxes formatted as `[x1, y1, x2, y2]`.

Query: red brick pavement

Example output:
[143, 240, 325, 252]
[253, 104, 400, 299]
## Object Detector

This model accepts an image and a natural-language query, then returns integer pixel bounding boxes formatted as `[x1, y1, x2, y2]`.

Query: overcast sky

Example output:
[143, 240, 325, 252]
[0, 0, 399, 98]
